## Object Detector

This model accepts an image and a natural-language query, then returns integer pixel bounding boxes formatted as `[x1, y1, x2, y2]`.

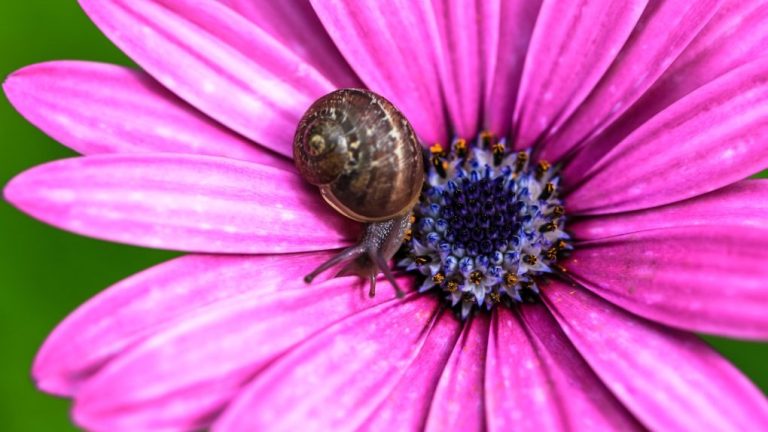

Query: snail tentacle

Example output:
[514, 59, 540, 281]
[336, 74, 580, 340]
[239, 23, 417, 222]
[303, 245, 367, 284]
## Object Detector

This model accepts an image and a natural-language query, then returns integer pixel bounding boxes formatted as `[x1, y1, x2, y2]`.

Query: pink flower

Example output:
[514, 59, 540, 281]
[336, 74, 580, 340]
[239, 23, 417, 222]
[4, 0, 768, 430]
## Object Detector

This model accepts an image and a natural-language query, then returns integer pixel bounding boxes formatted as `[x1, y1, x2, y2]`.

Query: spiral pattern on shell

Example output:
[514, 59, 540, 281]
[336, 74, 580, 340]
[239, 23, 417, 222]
[293, 89, 424, 222]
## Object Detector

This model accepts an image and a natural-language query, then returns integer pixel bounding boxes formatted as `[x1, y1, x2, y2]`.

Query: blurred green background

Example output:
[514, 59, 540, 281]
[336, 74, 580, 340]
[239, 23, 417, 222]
[0, 2, 766, 431]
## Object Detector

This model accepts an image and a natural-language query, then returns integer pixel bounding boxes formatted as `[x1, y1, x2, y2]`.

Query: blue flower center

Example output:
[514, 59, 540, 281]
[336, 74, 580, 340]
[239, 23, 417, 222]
[399, 133, 571, 318]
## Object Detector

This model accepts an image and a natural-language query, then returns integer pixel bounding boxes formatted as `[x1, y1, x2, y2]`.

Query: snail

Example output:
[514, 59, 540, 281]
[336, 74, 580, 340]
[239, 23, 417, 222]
[293, 88, 424, 298]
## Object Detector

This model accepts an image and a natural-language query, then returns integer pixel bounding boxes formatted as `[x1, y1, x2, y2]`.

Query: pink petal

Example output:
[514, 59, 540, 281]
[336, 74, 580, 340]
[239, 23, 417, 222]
[513, 0, 646, 150]
[565, 226, 768, 339]
[213, 294, 437, 431]
[79, 0, 337, 157]
[219, 0, 361, 89]
[543, 281, 768, 431]
[310, 0, 447, 145]
[571, 180, 768, 239]
[359, 312, 462, 431]
[430, 0, 483, 137]
[4, 154, 350, 253]
[34, 252, 351, 396]
[3, 61, 289, 167]
[486, 307, 641, 431]
[565, 0, 768, 180]
[424, 314, 489, 432]
[73, 270, 407, 431]
[566, 57, 768, 214]
[481, 0, 542, 137]
[537, 1, 718, 163]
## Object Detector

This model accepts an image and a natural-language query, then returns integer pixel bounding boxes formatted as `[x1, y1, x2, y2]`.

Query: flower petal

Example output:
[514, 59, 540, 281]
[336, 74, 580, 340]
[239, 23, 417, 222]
[481, 0, 542, 137]
[424, 314, 488, 432]
[566, 57, 768, 214]
[486, 307, 641, 431]
[429, 0, 483, 137]
[219, 0, 361, 89]
[79, 0, 337, 157]
[3, 61, 289, 167]
[565, 0, 768, 181]
[566, 226, 768, 339]
[213, 294, 438, 432]
[310, 0, 446, 145]
[73, 268, 406, 431]
[543, 281, 768, 431]
[4, 154, 350, 253]
[513, 0, 646, 150]
[571, 180, 768, 239]
[359, 312, 462, 431]
[537, 1, 718, 163]
[34, 252, 349, 396]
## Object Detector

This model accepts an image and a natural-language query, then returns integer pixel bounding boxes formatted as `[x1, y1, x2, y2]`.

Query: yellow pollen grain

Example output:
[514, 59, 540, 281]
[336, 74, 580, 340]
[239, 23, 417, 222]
[523, 255, 538, 266]
[431, 155, 448, 177]
[515, 151, 528, 172]
[446, 280, 459, 292]
[541, 182, 555, 200]
[504, 273, 518, 287]
[432, 272, 446, 284]
[539, 221, 557, 233]
[489, 291, 501, 303]
[469, 270, 484, 285]
[430, 143, 445, 155]
[454, 138, 468, 156]
[481, 130, 495, 148]
[536, 160, 551, 178]
[545, 247, 558, 260]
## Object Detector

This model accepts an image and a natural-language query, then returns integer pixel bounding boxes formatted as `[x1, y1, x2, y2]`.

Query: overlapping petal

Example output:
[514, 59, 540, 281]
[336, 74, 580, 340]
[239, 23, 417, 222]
[360, 312, 461, 431]
[424, 315, 488, 432]
[481, 0, 541, 137]
[4, 154, 351, 253]
[566, 226, 768, 339]
[72, 267, 404, 431]
[485, 307, 640, 431]
[3, 61, 288, 167]
[566, 0, 768, 177]
[213, 294, 435, 431]
[34, 252, 345, 395]
[566, 57, 768, 214]
[571, 180, 768, 239]
[220, 0, 361, 89]
[429, 0, 483, 138]
[543, 282, 768, 431]
[79, 0, 339, 157]
[513, 0, 646, 150]
[310, 0, 447, 145]
[537, 0, 718, 162]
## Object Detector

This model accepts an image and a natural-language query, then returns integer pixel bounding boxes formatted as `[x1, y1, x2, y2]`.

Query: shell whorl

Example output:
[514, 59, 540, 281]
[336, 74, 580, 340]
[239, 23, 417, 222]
[293, 89, 424, 222]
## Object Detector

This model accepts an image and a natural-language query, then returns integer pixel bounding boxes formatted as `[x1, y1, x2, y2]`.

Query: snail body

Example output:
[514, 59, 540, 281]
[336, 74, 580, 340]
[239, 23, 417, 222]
[293, 89, 424, 296]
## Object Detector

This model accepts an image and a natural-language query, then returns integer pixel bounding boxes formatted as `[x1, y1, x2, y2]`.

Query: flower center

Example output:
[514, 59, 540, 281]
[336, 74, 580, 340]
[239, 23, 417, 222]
[399, 133, 571, 318]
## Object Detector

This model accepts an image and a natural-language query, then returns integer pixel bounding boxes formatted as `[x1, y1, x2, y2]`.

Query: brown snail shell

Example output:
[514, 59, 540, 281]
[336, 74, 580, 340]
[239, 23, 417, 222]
[293, 88, 423, 222]
[293, 89, 424, 297]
